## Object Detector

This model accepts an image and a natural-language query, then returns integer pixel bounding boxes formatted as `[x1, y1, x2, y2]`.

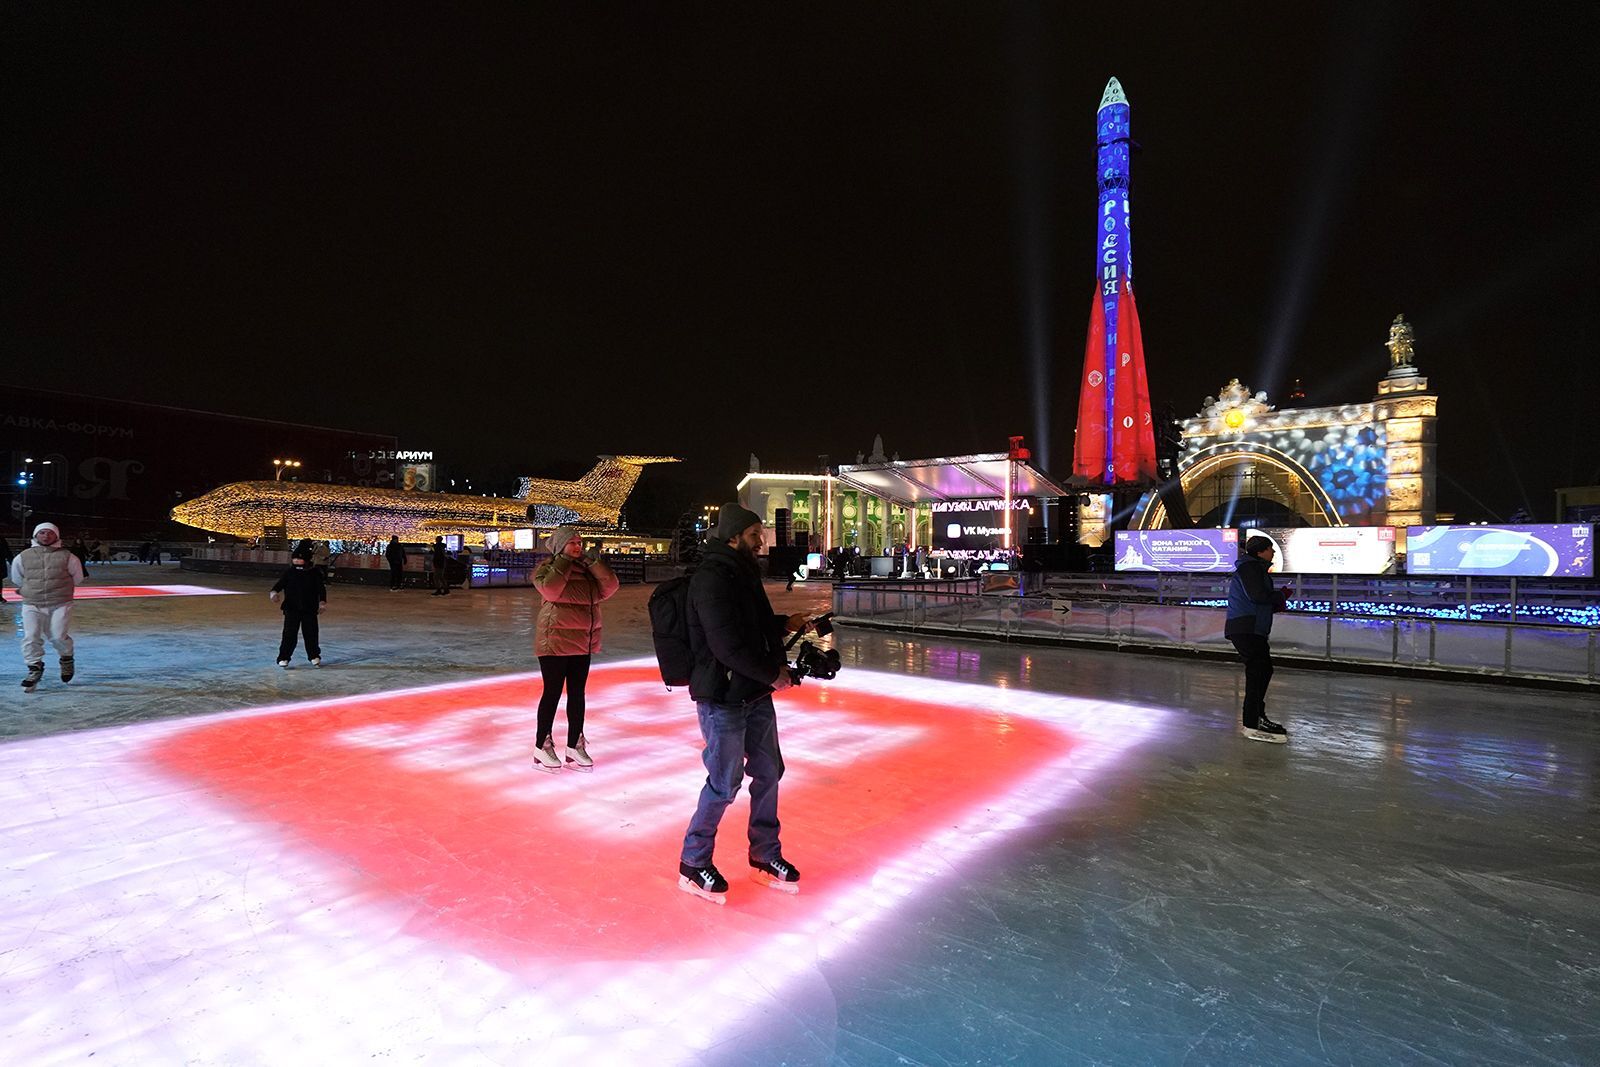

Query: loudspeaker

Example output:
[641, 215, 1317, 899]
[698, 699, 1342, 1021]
[774, 507, 790, 546]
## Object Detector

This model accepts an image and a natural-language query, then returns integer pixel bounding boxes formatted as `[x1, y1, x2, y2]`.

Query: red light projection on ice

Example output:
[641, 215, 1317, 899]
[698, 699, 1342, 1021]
[3, 661, 1158, 1063]
[149, 664, 1077, 959]
[1, 583, 242, 602]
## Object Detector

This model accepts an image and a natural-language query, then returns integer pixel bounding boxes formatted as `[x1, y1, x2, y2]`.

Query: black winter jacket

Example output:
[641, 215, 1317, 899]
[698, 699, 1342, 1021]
[271, 563, 327, 613]
[687, 540, 788, 705]
[385, 540, 405, 565]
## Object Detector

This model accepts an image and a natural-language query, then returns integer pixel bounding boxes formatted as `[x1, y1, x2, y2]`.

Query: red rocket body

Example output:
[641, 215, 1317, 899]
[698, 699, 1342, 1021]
[1072, 77, 1158, 486]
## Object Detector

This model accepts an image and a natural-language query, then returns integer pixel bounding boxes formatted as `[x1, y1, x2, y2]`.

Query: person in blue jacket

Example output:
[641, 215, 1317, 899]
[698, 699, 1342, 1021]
[1224, 535, 1291, 743]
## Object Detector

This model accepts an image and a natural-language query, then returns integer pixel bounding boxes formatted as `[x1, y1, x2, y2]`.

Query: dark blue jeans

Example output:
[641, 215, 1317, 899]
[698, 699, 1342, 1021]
[680, 696, 784, 867]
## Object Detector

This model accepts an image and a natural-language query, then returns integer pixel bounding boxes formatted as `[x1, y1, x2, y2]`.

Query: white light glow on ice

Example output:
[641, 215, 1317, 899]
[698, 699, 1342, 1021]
[0, 659, 1160, 1064]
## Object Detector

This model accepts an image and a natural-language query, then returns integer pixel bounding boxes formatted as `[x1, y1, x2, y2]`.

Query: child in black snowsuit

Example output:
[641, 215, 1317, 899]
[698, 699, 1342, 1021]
[270, 541, 328, 667]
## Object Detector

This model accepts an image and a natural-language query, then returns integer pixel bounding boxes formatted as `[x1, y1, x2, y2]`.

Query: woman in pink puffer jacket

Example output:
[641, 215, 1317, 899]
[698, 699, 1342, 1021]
[531, 526, 619, 773]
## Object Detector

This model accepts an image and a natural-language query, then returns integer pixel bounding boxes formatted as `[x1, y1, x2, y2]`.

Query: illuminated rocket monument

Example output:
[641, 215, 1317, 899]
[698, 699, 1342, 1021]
[1072, 76, 1158, 485]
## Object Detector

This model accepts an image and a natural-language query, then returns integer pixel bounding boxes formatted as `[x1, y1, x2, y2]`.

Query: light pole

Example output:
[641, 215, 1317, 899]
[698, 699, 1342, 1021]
[273, 458, 302, 481]
[16, 457, 51, 540]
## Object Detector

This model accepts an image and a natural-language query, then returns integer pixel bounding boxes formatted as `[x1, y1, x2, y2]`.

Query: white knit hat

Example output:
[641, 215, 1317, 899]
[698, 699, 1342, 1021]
[32, 522, 61, 544]
[545, 526, 579, 556]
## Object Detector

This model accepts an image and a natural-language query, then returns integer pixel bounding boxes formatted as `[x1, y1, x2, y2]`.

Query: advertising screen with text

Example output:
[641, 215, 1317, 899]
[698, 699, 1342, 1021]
[1244, 527, 1398, 575]
[930, 498, 1031, 559]
[1114, 529, 1238, 572]
[1406, 524, 1593, 577]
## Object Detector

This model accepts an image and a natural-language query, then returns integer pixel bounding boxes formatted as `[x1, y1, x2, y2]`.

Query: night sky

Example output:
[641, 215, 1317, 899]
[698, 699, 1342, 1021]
[6, 3, 1597, 525]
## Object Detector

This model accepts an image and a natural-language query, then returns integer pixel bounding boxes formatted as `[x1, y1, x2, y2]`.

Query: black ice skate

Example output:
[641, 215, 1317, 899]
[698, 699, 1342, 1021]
[22, 661, 44, 691]
[678, 862, 728, 905]
[1242, 716, 1288, 744]
[60, 656, 75, 683]
[750, 856, 801, 894]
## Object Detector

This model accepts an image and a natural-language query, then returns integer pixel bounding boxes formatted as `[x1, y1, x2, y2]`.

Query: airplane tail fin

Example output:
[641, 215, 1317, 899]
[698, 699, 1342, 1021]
[514, 456, 681, 508]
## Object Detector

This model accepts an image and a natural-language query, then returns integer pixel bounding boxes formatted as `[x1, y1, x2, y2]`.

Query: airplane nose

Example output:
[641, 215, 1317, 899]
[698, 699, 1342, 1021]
[170, 489, 216, 527]
[171, 484, 244, 529]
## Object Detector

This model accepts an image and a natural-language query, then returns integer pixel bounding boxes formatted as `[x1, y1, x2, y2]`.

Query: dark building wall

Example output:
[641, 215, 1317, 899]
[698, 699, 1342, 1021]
[1, 387, 398, 540]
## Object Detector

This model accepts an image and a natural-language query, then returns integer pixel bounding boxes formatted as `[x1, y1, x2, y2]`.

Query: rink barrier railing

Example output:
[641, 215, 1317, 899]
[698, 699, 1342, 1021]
[832, 582, 1599, 687]
[184, 546, 672, 585]
[1038, 572, 1600, 626]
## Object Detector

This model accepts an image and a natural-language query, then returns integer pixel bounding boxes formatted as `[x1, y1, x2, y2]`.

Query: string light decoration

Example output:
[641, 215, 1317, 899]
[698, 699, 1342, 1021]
[515, 455, 679, 524]
[171, 457, 679, 543]
[170, 481, 555, 543]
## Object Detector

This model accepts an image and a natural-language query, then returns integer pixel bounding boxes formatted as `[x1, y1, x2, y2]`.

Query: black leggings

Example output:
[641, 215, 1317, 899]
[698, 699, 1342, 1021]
[537, 654, 591, 747]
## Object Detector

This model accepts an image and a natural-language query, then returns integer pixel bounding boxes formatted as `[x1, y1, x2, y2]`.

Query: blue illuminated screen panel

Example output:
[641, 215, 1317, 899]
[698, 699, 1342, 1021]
[1406, 524, 1594, 578]
[1114, 530, 1238, 572]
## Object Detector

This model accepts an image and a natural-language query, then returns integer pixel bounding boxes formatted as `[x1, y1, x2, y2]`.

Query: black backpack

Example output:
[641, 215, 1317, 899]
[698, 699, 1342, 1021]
[648, 573, 694, 688]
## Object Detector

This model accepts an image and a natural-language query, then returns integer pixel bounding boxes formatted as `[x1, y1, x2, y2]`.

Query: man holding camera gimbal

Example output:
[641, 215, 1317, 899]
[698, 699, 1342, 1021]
[678, 503, 811, 904]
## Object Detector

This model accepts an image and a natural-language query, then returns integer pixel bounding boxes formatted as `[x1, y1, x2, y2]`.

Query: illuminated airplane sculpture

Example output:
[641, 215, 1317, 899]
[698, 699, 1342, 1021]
[171, 455, 679, 543]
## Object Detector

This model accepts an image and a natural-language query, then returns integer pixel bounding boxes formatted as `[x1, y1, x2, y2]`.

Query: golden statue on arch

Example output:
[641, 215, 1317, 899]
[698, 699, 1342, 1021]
[1386, 314, 1415, 370]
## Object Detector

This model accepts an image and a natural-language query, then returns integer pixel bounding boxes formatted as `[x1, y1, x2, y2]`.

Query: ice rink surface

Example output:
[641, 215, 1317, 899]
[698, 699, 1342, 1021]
[3, 566, 1597, 1065]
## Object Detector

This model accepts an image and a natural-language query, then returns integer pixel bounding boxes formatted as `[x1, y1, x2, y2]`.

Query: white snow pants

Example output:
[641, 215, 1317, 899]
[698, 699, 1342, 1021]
[21, 603, 74, 664]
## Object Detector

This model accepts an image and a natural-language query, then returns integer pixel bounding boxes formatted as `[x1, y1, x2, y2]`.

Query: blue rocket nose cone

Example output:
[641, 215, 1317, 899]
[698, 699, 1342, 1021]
[1099, 77, 1128, 110]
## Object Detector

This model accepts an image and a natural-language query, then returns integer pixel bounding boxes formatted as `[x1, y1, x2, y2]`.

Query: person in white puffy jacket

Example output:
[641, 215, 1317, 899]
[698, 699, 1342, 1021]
[6, 522, 86, 691]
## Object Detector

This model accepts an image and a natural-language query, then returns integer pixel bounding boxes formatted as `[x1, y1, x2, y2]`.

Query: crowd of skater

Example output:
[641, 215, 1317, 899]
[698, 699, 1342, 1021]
[0, 535, 165, 570]
[5, 512, 1293, 900]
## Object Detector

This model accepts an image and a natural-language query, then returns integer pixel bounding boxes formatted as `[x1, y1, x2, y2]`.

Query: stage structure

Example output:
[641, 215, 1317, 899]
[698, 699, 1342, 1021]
[738, 440, 1067, 560]
[1133, 316, 1439, 530]
[171, 456, 678, 543]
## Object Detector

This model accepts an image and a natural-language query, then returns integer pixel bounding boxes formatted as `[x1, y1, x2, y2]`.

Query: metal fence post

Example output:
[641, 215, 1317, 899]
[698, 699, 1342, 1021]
[1505, 578, 1517, 673]
[1327, 574, 1338, 660]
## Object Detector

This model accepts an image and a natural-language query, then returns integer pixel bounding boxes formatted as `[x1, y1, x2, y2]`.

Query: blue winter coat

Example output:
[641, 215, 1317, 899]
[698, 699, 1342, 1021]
[1225, 555, 1279, 637]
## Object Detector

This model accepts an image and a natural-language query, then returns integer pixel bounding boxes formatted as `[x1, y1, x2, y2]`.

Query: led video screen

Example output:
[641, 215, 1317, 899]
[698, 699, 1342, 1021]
[1406, 524, 1594, 578]
[927, 499, 1033, 560]
[1244, 527, 1398, 575]
[1114, 530, 1238, 572]
[931, 506, 1011, 553]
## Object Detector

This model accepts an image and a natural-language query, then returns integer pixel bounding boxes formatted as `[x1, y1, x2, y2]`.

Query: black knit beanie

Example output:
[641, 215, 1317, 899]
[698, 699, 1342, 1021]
[711, 503, 762, 542]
